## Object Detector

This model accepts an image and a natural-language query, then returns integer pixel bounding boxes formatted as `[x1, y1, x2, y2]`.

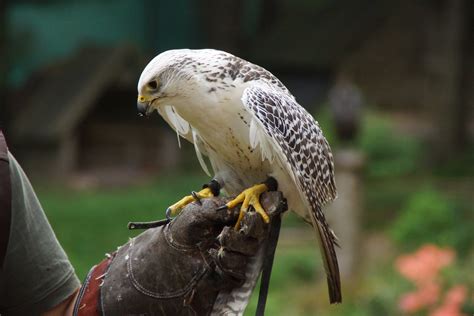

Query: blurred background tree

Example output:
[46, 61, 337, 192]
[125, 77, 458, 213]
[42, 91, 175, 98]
[0, 0, 472, 315]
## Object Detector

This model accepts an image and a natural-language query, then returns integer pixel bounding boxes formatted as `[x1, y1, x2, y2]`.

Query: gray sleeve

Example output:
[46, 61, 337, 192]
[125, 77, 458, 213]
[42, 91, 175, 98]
[0, 153, 80, 315]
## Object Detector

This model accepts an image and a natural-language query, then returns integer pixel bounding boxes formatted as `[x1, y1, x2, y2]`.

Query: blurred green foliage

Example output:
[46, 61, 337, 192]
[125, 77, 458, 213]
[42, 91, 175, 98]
[434, 146, 474, 177]
[390, 188, 473, 254]
[317, 109, 424, 178]
[358, 114, 423, 178]
[245, 245, 322, 316]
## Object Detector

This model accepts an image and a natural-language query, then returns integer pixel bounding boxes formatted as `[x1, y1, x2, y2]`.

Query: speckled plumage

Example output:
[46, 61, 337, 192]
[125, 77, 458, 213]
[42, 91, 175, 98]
[138, 49, 341, 314]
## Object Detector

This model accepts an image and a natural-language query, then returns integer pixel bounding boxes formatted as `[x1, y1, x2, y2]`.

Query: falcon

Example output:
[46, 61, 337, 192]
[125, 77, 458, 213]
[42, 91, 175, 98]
[137, 49, 341, 313]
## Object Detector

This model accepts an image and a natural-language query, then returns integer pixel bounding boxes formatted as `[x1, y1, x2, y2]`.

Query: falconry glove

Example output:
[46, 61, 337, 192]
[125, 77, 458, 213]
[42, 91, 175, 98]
[74, 192, 286, 316]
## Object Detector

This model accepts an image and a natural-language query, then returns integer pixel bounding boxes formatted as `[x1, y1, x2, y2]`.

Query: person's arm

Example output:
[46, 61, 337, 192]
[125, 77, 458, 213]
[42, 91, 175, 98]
[0, 152, 80, 315]
[42, 289, 79, 316]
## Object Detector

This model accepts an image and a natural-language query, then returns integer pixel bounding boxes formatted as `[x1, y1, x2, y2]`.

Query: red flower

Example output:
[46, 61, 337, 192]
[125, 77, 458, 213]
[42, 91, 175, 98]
[395, 244, 454, 286]
[430, 285, 468, 316]
[399, 282, 440, 313]
[395, 244, 463, 315]
[444, 285, 468, 306]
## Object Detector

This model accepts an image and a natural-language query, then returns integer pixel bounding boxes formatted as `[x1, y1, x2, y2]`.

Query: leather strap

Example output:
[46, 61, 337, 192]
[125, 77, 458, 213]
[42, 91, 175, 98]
[0, 130, 11, 268]
[255, 176, 281, 316]
[255, 213, 282, 316]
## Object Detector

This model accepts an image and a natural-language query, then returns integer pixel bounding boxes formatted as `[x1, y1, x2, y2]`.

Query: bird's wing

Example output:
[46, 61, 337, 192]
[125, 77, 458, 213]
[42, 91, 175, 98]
[243, 85, 341, 303]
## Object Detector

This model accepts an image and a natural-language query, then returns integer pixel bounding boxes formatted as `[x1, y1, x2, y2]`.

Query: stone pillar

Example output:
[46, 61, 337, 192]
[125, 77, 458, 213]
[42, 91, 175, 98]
[326, 149, 365, 279]
[327, 77, 366, 279]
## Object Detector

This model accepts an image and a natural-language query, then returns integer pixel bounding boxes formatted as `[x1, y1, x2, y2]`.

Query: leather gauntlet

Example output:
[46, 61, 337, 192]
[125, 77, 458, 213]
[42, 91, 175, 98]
[74, 193, 285, 316]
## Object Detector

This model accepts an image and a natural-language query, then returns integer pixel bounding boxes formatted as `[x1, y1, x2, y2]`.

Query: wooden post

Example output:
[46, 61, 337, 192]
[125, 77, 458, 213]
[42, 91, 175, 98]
[423, 0, 469, 163]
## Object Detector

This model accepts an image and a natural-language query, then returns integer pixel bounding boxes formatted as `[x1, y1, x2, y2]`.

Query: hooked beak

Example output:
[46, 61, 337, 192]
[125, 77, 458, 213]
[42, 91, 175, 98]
[137, 95, 152, 116]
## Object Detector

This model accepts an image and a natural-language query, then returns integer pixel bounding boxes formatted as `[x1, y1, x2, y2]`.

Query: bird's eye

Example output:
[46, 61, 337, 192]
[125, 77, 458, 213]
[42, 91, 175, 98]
[147, 80, 159, 90]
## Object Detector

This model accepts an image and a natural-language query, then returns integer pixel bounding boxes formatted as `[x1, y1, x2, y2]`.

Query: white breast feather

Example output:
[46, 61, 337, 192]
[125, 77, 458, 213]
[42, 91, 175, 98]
[161, 105, 190, 147]
[192, 128, 211, 177]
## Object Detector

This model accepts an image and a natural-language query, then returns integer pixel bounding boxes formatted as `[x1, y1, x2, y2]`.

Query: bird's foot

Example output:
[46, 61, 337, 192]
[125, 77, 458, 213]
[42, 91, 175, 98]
[166, 180, 220, 220]
[217, 177, 278, 230]
[166, 188, 214, 219]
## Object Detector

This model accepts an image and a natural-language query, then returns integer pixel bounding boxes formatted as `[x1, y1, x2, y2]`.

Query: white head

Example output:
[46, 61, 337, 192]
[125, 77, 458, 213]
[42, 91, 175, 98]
[136, 49, 196, 116]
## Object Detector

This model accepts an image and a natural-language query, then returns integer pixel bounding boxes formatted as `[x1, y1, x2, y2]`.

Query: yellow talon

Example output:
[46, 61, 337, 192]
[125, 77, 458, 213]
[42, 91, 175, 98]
[250, 199, 270, 224]
[224, 183, 270, 230]
[167, 187, 214, 217]
[196, 187, 214, 199]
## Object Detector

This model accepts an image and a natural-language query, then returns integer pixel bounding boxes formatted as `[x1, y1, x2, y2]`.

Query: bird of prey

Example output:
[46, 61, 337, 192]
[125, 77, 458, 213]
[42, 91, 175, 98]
[137, 49, 341, 313]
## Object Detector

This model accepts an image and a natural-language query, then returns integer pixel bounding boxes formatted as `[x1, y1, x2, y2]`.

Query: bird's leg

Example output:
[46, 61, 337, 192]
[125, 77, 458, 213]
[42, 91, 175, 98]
[217, 177, 278, 230]
[166, 179, 221, 219]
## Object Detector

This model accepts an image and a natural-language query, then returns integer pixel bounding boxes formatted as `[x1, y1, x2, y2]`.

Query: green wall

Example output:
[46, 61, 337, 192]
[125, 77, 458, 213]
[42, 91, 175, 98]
[7, 0, 200, 87]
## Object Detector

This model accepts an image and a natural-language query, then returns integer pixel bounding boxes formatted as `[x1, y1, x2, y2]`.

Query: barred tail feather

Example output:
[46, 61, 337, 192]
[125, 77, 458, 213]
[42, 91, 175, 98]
[310, 206, 342, 304]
